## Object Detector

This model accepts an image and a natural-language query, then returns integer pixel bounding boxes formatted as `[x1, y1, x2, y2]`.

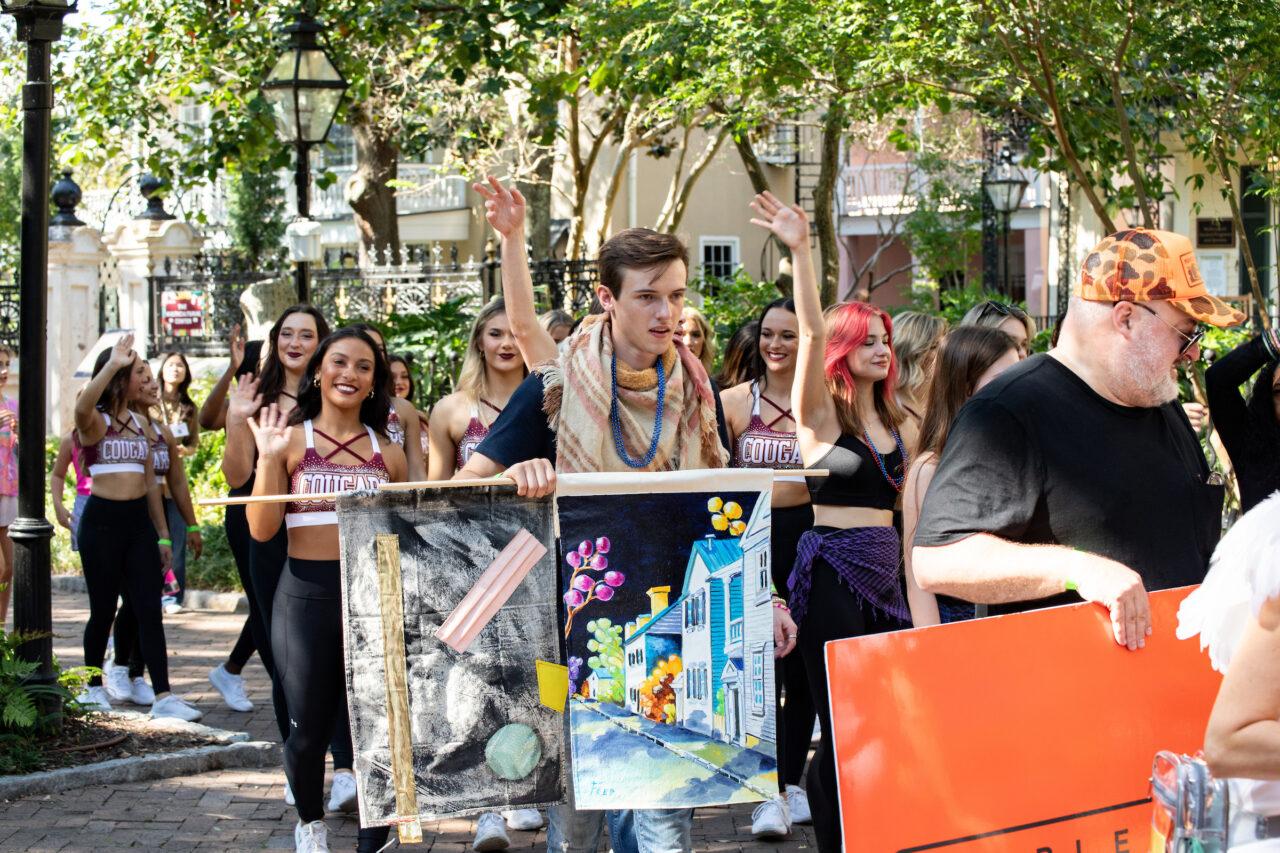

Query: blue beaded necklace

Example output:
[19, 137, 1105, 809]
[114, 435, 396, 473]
[610, 353, 666, 468]
[862, 424, 908, 492]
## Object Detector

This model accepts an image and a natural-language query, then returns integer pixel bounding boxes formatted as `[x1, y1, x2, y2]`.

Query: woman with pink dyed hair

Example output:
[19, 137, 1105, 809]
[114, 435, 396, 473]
[751, 192, 917, 852]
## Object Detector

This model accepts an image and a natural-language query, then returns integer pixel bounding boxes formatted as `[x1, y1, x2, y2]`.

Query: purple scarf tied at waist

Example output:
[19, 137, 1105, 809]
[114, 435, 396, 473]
[787, 526, 907, 628]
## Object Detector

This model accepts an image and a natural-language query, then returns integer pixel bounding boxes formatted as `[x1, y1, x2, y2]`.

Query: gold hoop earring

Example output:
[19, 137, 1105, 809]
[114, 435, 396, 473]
[368, 390, 374, 399]
[312, 376, 320, 387]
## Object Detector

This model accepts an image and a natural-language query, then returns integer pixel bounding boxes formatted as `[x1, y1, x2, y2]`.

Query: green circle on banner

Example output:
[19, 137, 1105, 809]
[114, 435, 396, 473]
[485, 723, 542, 780]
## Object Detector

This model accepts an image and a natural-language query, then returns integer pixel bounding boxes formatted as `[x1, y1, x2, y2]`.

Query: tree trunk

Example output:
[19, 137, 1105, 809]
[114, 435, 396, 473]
[814, 103, 846, 305]
[733, 130, 793, 279]
[345, 116, 400, 266]
[519, 130, 554, 260]
[660, 126, 729, 234]
[1218, 145, 1271, 331]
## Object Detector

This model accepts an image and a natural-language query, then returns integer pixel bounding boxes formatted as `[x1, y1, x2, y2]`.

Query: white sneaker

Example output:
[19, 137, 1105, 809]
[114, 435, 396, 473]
[208, 663, 254, 712]
[130, 677, 156, 705]
[284, 780, 296, 806]
[751, 795, 792, 840]
[294, 819, 330, 853]
[327, 770, 358, 813]
[786, 784, 812, 824]
[103, 665, 132, 703]
[76, 685, 112, 712]
[473, 812, 511, 851]
[150, 693, 203, 722]
[162, 597, 183, 615]
[502, 808, 544, 831]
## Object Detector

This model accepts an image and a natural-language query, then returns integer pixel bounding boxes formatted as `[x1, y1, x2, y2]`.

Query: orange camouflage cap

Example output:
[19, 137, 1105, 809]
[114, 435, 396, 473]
[1078, 228, 1245, 327]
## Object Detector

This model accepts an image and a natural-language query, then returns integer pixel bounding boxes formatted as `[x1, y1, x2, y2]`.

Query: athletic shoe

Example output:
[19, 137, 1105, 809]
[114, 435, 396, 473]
[327, 771, 358, 813]
[76, 685, 112, 712]
[162, 597, 183, 615]
[786, 784, 812, 824]
[473, 812, 511, 851]
[129, 677, 156, 706]
[502, 809, 544, 831]
[208, 663, 254, 712]
[150, 693, 202, 722]
[103, 665, 132, 703]
[284, 780, 296, 806]
[751, 795, 792, 840]
[294, 819, 329, 853]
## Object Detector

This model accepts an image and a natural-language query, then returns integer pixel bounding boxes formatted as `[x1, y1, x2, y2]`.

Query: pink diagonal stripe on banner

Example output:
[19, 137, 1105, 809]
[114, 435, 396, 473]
[434, 528, 548, 653]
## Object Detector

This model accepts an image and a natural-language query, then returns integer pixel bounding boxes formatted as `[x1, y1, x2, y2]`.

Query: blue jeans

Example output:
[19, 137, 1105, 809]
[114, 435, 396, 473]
[545, 805, 691, 853]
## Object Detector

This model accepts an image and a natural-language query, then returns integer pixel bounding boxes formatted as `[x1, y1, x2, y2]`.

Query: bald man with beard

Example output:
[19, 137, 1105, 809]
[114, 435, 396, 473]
[912, 229, 1245, 651]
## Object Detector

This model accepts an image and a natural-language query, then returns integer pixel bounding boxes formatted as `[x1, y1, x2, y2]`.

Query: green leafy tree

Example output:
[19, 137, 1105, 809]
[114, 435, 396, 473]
[584, 618, 624, 706]
[227, 164, 286, 264]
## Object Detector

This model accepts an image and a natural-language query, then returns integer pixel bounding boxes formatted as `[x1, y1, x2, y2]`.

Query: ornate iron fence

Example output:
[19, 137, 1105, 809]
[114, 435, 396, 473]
[147, 253, 286, 356]
[0, 271, 18, 355]
[311, 244, 496, 324]
[529, 258, 600, 315]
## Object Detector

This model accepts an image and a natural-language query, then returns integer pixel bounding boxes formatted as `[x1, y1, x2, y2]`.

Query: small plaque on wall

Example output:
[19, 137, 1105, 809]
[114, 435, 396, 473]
[1197, 218, 1235, 248]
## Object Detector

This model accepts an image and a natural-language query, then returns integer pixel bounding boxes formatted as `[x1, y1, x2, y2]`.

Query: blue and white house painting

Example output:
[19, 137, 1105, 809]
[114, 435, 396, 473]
[557, 469, 778, 810]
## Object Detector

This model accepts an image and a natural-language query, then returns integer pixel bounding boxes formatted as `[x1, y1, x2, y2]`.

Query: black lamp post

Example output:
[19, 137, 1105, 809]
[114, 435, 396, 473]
[2, 0, 75, 712]
[260, 10, 347, 303]
[984, 147, 1029, 298]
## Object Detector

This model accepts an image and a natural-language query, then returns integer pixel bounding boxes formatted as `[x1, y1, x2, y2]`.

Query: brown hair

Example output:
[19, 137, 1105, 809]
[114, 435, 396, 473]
[916, 326, 1017, 460]
[597, 228, 689, 298]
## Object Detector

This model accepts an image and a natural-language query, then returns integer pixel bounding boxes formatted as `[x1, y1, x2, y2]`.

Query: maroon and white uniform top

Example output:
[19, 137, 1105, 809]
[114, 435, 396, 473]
[149, 421, 171, 484]
[454, 399, 503, 471]
[285, 420, 391, 529]
[82, 410, 149, 477]
[733, 380, 804, 482]
[386, 409, 406, 448]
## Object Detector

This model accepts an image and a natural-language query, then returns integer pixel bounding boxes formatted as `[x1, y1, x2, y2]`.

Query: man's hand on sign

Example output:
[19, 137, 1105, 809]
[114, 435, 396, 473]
[1072, 553, 1152, 651]
[505, 458, 556, 498]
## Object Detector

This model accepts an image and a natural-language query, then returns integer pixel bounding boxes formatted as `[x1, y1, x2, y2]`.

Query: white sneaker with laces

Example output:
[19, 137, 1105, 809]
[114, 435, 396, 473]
[502, 808, 544, 831]
[294, 819, 330, 853]
[786, 784, 812, 824]
[327, 770, 358, 812]
[751, 795, 792, 840]
[208, 663, 254, 712]
[284, 780, 296, 806]
[162, 598, 183, 615]
[473, 812, 511, 851]
[76, 685, 112, 712]
[103, 665, 132, 703]
[129, 677, 156, 706]
[150, 693, 203, 722]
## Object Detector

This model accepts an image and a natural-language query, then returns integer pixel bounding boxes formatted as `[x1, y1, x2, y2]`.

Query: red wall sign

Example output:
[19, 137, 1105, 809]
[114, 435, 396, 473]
[161, 290, 205, 337]
[825, 587, 1221, 852]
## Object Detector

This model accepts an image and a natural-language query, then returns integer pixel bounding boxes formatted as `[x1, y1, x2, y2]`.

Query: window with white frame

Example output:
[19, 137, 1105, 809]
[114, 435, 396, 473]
[699, 237, 740, 281]
[751, 647, 766, 713]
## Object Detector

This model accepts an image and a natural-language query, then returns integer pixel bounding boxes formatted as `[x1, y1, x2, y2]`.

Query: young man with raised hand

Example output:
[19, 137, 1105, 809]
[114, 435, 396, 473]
[458, 178, 800, 852]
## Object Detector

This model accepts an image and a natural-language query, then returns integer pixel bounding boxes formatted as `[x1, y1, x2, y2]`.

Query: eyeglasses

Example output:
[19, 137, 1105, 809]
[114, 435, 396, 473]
[981, 300, 1026, 320]
[1131, 302, 1206, 357]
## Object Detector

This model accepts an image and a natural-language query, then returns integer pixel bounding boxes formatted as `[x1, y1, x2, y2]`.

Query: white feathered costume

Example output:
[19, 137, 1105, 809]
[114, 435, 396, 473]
[1178, 491, 1280, 847]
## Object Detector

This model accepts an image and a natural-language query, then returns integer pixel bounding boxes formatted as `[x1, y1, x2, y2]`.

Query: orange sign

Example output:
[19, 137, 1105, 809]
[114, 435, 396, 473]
[825, 587, 1221, 852]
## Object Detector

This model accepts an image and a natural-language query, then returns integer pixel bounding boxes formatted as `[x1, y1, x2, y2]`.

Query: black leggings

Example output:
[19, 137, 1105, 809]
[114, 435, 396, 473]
[79, 496, 170, 695]
[251, 525, 353, 767]
[797, 539, 908, 853]
[772, 503, 816, 790]
[273, 557, 371, 841]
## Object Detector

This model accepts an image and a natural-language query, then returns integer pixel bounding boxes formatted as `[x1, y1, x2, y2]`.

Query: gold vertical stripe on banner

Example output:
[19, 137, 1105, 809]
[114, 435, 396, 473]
[377, 534, 423, 843]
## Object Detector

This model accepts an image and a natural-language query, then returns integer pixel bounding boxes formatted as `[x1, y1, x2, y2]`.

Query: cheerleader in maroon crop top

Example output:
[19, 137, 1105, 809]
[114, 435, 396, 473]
[72, 333, 202, 722]
[426, 299, 526, 481]
[246, 328, 406, 849]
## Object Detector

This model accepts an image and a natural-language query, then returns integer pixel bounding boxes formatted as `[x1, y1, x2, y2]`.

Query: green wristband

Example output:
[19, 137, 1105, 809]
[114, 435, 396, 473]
[157, 538, 172, 546]
[1064, 578, 1078, 592]
[187, 524, 200, 532]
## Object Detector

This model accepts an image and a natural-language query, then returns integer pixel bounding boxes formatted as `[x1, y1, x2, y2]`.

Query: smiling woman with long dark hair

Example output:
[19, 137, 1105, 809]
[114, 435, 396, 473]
[247, 327, 407, 853]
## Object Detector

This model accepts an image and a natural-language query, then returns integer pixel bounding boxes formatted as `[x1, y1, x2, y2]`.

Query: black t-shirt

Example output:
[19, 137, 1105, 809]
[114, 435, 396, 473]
[914, 354, 1224, 615]
[475, 371, 732, 469]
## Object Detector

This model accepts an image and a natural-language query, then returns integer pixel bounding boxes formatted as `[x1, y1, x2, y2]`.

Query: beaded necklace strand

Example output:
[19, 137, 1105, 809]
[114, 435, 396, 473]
[610, 354, 666, 468]
[862, 423, 908, 492]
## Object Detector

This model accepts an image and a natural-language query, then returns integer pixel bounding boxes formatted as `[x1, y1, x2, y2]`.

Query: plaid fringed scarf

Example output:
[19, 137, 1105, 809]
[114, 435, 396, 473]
[535, 314, 727, 474]
[787, 526, 908, 628]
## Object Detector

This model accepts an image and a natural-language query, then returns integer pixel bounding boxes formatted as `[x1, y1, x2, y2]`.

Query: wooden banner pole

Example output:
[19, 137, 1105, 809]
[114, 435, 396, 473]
[375, 535, 423, 843]
[198, 470, 829, 507]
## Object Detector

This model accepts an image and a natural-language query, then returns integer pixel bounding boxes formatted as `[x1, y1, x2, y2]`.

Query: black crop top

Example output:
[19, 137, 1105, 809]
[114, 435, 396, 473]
[806, 432, 902, 510]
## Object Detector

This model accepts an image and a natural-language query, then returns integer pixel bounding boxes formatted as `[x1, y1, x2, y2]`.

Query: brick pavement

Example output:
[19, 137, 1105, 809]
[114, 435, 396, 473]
[0, 590, 816, 852]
